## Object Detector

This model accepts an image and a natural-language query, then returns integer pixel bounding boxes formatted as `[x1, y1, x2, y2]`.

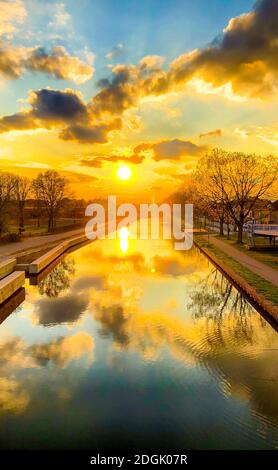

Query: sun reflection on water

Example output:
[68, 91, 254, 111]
[1, 231, 278, 449]
[119, 226, 129, 254]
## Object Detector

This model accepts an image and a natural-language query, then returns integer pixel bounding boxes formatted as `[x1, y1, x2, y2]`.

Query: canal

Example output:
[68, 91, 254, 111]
[0, 231, 278, 450]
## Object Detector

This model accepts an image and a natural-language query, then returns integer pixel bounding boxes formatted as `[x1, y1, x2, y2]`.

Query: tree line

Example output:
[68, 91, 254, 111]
[0, 170, 69, 235]
[172, 149, 278, 243]
[1, 149, 277, 243]
[190, 149, 278, 243]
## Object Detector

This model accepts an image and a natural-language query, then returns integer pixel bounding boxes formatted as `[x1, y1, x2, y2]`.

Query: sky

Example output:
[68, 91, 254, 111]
[0, 0, 277, 200]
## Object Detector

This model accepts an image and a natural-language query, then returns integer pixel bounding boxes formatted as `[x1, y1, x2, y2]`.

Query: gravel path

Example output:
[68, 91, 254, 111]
[208, 236, 278, 287]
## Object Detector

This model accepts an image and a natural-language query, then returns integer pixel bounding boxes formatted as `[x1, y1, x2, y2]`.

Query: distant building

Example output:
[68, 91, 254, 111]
[269, 200, 278, 224]
[248, 199, 271, 223]
[248, 199, 278, 224]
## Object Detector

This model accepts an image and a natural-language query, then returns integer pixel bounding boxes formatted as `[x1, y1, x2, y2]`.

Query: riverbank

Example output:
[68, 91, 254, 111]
[0, 230, 90, 306]
[208, 235, 278, 286]
[194, 235, 278, 321]
[0, 228, 84, 262]
[215, 233, 278, 270]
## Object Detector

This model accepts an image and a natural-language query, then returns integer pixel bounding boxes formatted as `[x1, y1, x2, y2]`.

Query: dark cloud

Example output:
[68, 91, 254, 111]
[61, 118, 122, 143]
[32, 88, 88, 121]
[0, 111, 36, 132]
[0, 88, 88, 133]
[0, 0, 277, 145]
[80, 138, 205, 167]
[35, 293, 89, 326]
[95, 305, 129, 347]
[152, 139, 205, 160]
[0, 87, 123, 144]
[89, 0, 278, 108]
[80, 150, 145, 168]
[0, 88, 122, 144]
[164, 0, 278, 98]
[92, 66, 139, 116]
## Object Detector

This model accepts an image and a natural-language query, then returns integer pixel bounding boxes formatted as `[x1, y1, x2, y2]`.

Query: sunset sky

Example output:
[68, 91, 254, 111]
[0, 0, 277, 200]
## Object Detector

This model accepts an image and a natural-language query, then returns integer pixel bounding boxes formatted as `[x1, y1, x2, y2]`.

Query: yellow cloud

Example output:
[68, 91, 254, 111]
[0, 0, 26, 36]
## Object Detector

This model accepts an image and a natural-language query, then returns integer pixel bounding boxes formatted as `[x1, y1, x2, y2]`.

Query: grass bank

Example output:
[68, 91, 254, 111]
[195, 235, 278, 308]
[215, 233, 277, 270]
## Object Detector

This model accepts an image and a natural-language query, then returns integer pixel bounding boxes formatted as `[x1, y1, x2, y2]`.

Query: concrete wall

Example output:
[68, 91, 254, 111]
[0, 271, 25, 304]
[0, 234, 88, 306]
[29, 244, 65, 274]
[0, 287, 25, 324]
[29, 234, 88, 274]
[0, 258, 16, 280]
[194, 241, 278, 322]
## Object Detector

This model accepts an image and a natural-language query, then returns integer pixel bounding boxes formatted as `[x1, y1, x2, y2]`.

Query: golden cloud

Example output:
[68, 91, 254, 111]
[0, 332, 95, 370]
[29, 332, 95, 368]
[0, 377, 30, 414]
[165, 0, 278, 99]
[0, 87, 121, 144]
[0, 0, 26, 36]
[79, 138, 205, 166]
[0, 44, 94, 82]
[0, 0, 277, 147]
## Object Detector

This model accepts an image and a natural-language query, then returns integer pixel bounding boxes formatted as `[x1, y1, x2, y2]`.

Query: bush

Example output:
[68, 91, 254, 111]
[5, 232, 21, 242]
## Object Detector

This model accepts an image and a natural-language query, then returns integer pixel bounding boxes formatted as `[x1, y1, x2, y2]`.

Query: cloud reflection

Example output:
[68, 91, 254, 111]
[34, 292, 89, 326]
[29, 332, 94, 368]
[0, 377, 30, 415]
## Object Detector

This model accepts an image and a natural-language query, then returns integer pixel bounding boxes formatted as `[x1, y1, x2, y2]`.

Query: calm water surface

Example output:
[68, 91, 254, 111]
[0, 232, 278, 450]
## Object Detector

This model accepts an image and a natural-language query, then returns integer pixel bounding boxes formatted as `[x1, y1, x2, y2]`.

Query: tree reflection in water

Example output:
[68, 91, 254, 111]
[38, 258, 75, 298]
[187, 268, 267, 346]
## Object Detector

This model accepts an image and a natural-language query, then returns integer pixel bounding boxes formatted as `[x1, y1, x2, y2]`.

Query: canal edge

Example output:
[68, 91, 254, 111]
[194, 240, 278, 324]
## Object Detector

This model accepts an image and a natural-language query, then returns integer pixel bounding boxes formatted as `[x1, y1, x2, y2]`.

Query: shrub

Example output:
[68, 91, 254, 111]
[5, 232, 21, 242]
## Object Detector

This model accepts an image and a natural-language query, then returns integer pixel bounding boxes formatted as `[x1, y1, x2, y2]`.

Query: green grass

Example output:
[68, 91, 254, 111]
[215, 233, 278, 270]
[7, 219, 83, 237]
[195, 235, 278, 308]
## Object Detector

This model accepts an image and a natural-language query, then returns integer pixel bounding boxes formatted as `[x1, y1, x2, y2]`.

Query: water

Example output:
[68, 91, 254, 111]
[0, 233, 278, 450]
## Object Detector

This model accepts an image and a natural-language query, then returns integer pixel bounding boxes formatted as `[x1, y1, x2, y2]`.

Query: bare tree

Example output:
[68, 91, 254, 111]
[194, 149, 278, 243]
[193, 158, 228, 236]
[32, 170, 68, 232]
[32, 177, 43, 228]
[14, 176, 31, 233]
[0, 172, 17, 235]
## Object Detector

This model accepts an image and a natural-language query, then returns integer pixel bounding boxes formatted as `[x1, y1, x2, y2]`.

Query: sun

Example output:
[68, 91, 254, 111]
[117, 165, 131, 181]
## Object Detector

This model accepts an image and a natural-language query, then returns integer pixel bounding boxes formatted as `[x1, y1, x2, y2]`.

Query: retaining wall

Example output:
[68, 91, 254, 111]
[0, 271, 25, 304]
[29, 234, 88, 274]
[194, 241, 278, 322]
[0, 258, 16, 280]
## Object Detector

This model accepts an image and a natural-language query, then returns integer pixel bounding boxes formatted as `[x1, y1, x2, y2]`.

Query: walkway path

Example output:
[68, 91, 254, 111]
[207, 236, 278, 287]
[0, 228, 84, 259]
